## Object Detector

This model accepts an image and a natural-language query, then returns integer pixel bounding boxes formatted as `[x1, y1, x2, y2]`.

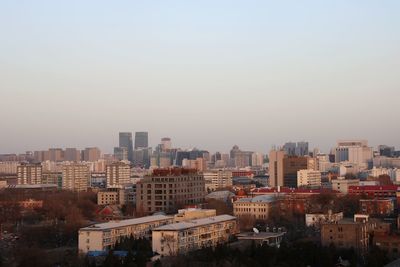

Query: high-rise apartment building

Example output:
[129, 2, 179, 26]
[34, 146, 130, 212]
[136, 168, 206, 214]
[119, 132, 134, 162]
[134, 132, 148, 149]
[62, 163, 90, 191]
[49, 148, 64, 162]
[106, 162, 131, 188]
[17, 163, 42, 185]
[83, 147, 101, 162]
[65, 148, 81, 162]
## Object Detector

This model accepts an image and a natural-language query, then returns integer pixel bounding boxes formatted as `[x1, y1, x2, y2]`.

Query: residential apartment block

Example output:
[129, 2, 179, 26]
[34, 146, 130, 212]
[152, 215, 238, 256]
[106, 162, 131, 188]
[136, 168, 206, 214]
[17, 163, 42, 185]
[62, 163, 90, 191]
[78, 215, 174, 253]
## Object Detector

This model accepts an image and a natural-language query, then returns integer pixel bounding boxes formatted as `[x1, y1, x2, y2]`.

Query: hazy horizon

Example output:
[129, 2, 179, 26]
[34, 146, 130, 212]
[1, 1, 399, 154]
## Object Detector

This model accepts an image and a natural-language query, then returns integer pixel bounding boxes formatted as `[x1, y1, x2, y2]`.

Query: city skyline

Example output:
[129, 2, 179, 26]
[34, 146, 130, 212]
[1, 1, 399, 153]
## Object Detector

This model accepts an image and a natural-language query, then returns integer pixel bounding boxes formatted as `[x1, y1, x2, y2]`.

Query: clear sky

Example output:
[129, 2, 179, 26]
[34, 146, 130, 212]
[1, 1, 399, 154]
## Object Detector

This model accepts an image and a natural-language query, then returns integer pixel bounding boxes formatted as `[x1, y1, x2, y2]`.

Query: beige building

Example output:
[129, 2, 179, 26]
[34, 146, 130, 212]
[106, 162, 131, 188]
[97, 187, 135, 206]
[152, 215, 238, 256]
[62, 163, 90, 191]
[305, 211, 344, 228]
[17, 164, 42, 185]
[233, 195, 276, 220]
[174, 208, 216, 223]
[83, 147, 101, 162]
[0, 161, 18, 174]
[78, 215, 174, 253]
[136, 169, 206, 214]
[331, 177, 359, 194]
[203, 170, 233, 192]
[297, 169, 322, 188]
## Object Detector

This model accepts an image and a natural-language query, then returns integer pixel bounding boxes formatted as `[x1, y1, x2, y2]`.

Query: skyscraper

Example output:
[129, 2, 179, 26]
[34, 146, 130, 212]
[134, 132, 148, 149]
[119, 132, 134, 162]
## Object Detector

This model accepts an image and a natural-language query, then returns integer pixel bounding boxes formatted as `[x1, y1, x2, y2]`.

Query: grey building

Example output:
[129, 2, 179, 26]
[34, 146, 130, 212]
[134, 132, 149, 149]
[119, 132, 134, 162]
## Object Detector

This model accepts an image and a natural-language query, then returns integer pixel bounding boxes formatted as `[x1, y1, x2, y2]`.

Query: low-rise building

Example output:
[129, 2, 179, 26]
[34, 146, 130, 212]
[203, 170, 233, 192]
[236, 231, 285, 247]
[359, 198, 395, 216]
[331, 178, 359, 194]
[305, 211, 344, 228]
[349, 185, 399, 198]
[321, 215, 377, 255]
[174, 208, 216, 223]
[152, 215, 238, 256]
[78, 215, 174, 253]
[97, 187, 135, 206]
[297, 169, 322, 188]
[233, 195, 275, 221]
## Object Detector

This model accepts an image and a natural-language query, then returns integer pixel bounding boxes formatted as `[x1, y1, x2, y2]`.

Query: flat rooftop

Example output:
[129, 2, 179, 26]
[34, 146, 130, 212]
[80, 215, 173, 231]
[153, 215, 236, 231]
[237, 232, 286, 240]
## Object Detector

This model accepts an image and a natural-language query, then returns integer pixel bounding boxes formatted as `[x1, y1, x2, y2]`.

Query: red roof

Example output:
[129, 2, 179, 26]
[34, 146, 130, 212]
[251, 187, 339, 194]
[348, 185, 399, 191]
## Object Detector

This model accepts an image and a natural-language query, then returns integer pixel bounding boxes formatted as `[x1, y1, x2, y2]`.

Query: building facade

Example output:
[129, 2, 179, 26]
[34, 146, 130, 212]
[297, 169, 322, 188]
[152, 215, 237, 256]
[62, 163, 90, 191]
[106, 162, 131, 188]
[136, 168, 206, 214]
[78, 215, 174, 253]
[17, 164, 42, 185]
[233, 195, 275, 220]
[203, 170, 233, 192]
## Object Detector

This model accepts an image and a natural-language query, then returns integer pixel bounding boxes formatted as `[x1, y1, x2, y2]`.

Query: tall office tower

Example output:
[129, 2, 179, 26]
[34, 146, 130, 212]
[17, 163, 42, 185]
[269, 150, 285, 187]
[230, 145, 241, 159]
[269, 150, 308, 188]
[136, 168, 206, 214]
[49, 148, 64, 162]
[251, 152, 264, 167]
[378, 145, 395, 158]
[106, 162, 131, 188]
[283, 142, 309, 156]
[161, 137, 172, 151]
[283, 142, 296, 156]
[83, 147, 101, 162]
[234, 151, 252, 168]
[296, 142, 309, 156]
[134, 132, 149, 149]
[65, 148, 81, 162]
[133, 147, 151, 168]
[119, 132, 134, 162]
[114, 147, 128, 161]
[335, 140, 373, 168]
[62, 163, 90, 191]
